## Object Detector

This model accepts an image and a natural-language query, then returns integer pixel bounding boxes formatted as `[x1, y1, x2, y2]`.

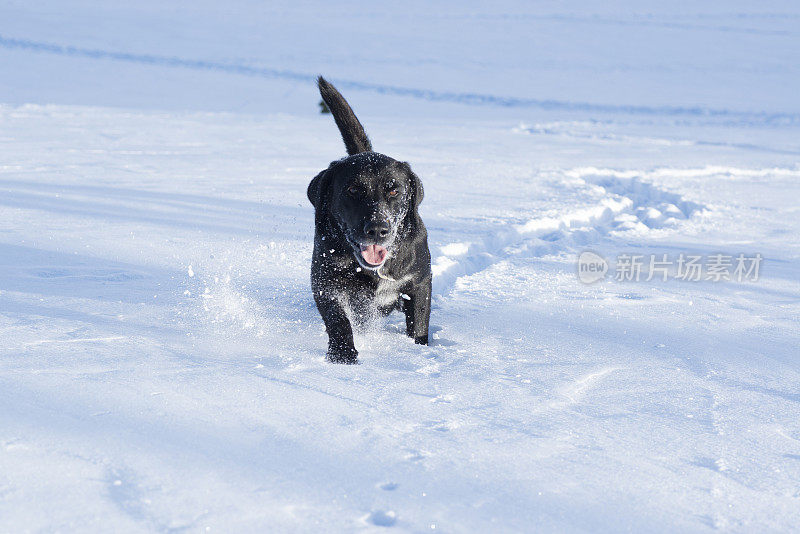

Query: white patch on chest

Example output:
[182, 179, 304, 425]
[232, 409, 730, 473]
[374, 275, 412, 308]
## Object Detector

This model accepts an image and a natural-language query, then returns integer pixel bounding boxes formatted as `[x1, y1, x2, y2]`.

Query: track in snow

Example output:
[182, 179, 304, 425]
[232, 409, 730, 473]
[432, 168, 706, 297]
[1, 34, 798, 126]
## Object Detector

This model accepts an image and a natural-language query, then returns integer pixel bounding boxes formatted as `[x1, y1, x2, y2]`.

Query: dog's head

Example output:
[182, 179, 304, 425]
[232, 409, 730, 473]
[310, 77, 424, 270]
[308, 152, 423, 270]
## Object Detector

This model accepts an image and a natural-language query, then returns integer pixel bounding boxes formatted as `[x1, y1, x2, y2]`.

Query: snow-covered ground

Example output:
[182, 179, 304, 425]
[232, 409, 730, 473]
[1, 2, 800, 532]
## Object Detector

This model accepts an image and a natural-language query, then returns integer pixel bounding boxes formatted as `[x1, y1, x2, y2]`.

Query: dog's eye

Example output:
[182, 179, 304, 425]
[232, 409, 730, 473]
[388, 188, 399, 198]
[347, 185, 359, 196]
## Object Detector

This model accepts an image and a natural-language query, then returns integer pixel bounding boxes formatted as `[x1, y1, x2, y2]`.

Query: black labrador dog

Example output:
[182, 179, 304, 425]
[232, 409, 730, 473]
[308, 77, 431, 364]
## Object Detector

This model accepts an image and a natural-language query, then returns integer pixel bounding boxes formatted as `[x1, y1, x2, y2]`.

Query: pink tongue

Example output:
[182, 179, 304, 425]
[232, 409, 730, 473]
[360, 244, 387, 265]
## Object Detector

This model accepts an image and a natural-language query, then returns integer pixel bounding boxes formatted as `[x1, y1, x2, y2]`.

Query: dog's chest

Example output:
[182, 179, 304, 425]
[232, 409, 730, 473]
[374, 275, 411, 308]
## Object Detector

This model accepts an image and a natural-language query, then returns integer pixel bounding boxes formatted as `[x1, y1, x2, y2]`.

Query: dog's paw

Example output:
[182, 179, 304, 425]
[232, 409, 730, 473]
[414, 335, 429, 345]
[327, 353, 359, 364]
[326, 345, 359, 364]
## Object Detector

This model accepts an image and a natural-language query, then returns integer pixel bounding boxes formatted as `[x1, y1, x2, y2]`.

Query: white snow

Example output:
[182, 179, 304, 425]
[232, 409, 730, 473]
[1, 1, 800, 532]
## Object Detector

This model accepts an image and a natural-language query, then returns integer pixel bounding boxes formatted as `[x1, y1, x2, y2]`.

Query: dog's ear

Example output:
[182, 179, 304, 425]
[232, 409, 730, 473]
[401, 163, 424, 208]
[412, 171, 424, 207]
[307, 169, 330, 209]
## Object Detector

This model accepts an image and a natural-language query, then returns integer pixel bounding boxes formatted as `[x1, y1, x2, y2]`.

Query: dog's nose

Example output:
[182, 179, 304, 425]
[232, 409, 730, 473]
[364, 221, 390, 240]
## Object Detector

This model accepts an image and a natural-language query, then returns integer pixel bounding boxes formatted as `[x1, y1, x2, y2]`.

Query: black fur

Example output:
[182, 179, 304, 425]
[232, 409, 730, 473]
[309, 77, 432, 364]
[317, 77, 373, 156]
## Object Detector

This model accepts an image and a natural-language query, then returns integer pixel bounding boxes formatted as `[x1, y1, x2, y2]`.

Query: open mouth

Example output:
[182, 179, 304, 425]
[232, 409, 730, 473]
[359, 244, 388, 267]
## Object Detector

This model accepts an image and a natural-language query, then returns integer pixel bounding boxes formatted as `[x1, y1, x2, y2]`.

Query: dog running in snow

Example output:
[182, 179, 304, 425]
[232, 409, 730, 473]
[307, 77, 432, 364]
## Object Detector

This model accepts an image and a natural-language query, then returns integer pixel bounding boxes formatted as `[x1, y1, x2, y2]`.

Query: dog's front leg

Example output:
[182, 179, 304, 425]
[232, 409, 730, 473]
[403, 278, 432, 345]
[314, 294, 358, 364]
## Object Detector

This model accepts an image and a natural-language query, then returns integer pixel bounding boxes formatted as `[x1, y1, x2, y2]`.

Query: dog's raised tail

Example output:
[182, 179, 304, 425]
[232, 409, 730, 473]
[317, 76, 373, 156]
